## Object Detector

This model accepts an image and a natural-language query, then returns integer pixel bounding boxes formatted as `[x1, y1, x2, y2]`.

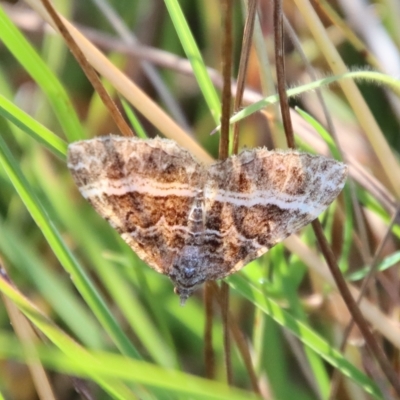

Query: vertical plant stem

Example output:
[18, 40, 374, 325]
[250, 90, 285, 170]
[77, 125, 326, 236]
[273, 0, 295, 149]
[220, 282, 233, 385]
[232, 0, 258, 154]
[219, 0, 234, 160]
[311, 219, 400, 397]
[219, 0, 234, 385]
[328, 209, 400, 399]
[204, 282, 215, 379]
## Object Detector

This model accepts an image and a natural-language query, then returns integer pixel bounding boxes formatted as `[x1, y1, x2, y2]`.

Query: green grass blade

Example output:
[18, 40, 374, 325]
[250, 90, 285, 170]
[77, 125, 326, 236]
[227, 273, 382, 399]
[274, 248, 330, 399]
[33, 152, 176, 367]
[230, 71, 400, 125]
[0, 95, 67, 159]
[0, 216, 104, 348]
[121, 99, 149, 139]
[0, 6, 84, 142]
[0, 133, 139, 358]
[0, 331, 260, 400]
[0, 280, 139, 400]
[347, 250, 400, 281]
[0, 276, 259, 400]
[164, 0, 221, 122]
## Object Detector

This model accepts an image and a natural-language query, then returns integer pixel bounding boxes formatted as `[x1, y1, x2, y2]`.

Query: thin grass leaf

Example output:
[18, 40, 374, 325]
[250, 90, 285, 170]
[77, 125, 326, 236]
[0, 274, 139, 400]
[121, 99, 149, 139]
[230, 71, 400, 125]
[0, 95, 67, 159]
[0, 133, 140, 359]
[0, 216, 104, 348]
[164, 0, 221, 122]
[275, 252, 331, 399]
[0, 332, 259, 400]
[0, 6, 84, 142]
[226, 274, 382, 399]
[32, 150, 177, 367]
[295, 107, 342, 160]
[346, 250, 400, 282]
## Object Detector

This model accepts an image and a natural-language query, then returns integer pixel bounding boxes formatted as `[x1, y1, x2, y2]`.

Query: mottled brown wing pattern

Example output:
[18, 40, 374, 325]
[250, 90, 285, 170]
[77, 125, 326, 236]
[203, 148, 348, 280]
[68, 136, 347, 304]
[67, 135, 206, 274]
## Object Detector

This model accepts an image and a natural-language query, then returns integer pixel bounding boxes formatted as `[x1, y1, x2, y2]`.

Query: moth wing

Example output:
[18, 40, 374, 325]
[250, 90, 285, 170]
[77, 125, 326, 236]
[67, 135, 205, 275]
[203, 148, 347, 280]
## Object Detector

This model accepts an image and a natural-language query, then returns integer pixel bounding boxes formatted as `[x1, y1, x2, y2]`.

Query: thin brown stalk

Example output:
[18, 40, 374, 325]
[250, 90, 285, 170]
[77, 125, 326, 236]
[311, 219, 400, 397]
[220, 281, 233, 385]
[229, 314, 261, 394]
[40, 0, 133, 138]
[210, 282, 261, 394]
[204, 281, 215, 379]
[284, 15, 373, 270]
[229, 315, 260, 392]
[219, 0, 234, 160]
[273, 0, 295, 149]
[218, 0, 234, 385]
[227, 1, 261, 390]
[232, 0, 258, 155]
[274, 1, 400, 394]
[90, 0, 190, 131]
[328, 209, 400, 399]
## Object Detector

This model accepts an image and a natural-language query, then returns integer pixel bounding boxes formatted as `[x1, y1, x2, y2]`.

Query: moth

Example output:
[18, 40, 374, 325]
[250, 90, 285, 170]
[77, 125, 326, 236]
[67, 135, 347, 305]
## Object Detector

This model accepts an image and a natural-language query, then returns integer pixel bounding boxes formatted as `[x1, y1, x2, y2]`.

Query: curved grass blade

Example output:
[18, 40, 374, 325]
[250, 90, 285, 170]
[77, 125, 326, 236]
[0, 6, 84, 142]
[164, 0, 221, 122]
[0, 133, 139, 359]
[227, 273, 382, 399]
[0, 94, 67, 159]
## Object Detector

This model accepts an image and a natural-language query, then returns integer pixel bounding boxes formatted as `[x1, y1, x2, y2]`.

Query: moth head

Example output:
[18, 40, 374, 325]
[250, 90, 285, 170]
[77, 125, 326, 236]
[173, 286, 193, 306]
[169, 246, 205, 306]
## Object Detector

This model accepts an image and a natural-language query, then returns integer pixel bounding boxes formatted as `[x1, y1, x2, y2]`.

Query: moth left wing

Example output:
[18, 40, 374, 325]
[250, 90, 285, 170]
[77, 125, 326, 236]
[67, 135, 205, 275]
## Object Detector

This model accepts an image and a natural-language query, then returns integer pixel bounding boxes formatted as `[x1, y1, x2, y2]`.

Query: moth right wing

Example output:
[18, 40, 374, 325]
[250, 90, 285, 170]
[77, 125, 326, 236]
[203, 148, 347, 280]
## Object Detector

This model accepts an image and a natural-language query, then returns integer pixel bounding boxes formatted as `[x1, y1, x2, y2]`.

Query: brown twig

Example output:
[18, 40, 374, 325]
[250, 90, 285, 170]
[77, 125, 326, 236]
[209, 282, 261, 394]
[312, 219, 400, 396]
[226, 1, 260, 390]
[232, 0, 258, 155]
[40, 0, 133, 138]
[273, 1, 400, 395]
[328, 209, 400, 399]
[220, 281, 233, 385]
[204, 281, 216, 379]
[218, 0, 234, 385]
[219, 0, 233, 160]
[273, 0, 295, 149]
